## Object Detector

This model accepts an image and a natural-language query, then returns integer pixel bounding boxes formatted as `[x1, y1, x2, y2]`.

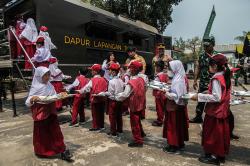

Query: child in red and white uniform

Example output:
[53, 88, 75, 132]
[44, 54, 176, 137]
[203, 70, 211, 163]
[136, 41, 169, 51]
[78, 64, 108, 131]
[152, 60, 169, 127]
[163, 60, 189, 154]
[49, 57, 71, 111]
[120, 65, 130, 116]
[116, 61, 146, 147]
[32, 37, 52, 67]
[138, 63, 148, 120]
[25, 67, 72, 162]
[191, 54, 231, 165]
[15, 15, 26, 59]
[66, 69, 89, 127]
[38, 26, 57, 51]
[97, 63, 124, 136]
[19, 18, 38, 69]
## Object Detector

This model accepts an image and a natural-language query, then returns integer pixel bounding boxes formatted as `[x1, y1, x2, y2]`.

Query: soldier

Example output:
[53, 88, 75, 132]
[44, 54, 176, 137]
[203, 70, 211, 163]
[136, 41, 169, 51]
[190, 36, 217, 123]
[152, 43, 169, 74]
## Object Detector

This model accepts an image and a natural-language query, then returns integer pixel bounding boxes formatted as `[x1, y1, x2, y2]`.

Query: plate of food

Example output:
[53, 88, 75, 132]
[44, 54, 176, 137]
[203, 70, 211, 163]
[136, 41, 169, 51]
[230, 99, 246, 106]
[181, 93, 196, 99]
[233, 91, 250, 97]
[38, 93, 75, 104]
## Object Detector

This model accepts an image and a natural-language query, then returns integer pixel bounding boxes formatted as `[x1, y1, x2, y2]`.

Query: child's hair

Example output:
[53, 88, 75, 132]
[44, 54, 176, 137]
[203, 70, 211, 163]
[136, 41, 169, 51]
[79, 68, 88, 75]
[37, 42, 44, 46]
[155, 60, 165, 71]
[209, 59, 231, 90]
[112, 69, 119, 75]
[100, 69, 105, 77]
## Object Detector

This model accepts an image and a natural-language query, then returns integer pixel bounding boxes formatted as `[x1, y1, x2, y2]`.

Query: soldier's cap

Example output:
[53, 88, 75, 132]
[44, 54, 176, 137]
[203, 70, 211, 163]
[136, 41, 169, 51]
[209, 53, 227, 66]
[88, 64, 102, 72]
[127, 46, 137, 53]
[158, 43, 165, 49]
[109, 63, 120, 71]
[203, 36, 215, 46]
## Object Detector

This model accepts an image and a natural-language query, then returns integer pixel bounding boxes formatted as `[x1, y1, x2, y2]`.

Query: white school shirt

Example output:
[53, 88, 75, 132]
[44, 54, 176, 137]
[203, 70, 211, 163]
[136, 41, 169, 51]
[104, 76, 124, 101]
[198, 72, 223, 103]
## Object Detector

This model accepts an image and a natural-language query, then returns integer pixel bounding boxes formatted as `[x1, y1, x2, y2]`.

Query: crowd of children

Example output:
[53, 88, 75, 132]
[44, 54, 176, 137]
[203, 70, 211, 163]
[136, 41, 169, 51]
[21, 18, 233, 164]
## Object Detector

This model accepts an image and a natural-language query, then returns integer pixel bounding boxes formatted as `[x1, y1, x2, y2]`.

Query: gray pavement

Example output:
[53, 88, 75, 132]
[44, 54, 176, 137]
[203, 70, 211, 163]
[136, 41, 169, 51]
[0, 82, 250, 166]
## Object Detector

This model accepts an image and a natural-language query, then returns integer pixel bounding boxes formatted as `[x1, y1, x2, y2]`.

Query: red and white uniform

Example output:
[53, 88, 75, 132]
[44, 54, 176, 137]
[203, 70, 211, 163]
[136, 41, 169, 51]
[80, 75, 108, 129]
[163, 60, 189, 147]
[116, 75, 146, 144]
[49, 60, 70, 111]
[66, 75, 89, 124]
[120, 72, 130, 115]
[32, 46, 52, 67]
[138, 72, 148, 119]
[15, 19, 26, 58]
[25, 67, 65, 157]
[153, 72, 169, 125]
[198, 71, 230, 157]
[101, 76, 124, 134]
[38, 27, 57, 51]
[19, 18, 38, 69]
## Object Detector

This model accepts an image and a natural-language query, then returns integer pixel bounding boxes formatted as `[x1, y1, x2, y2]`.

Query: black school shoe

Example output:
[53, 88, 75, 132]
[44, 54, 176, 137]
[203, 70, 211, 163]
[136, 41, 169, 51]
[189, 116, 203, 123]
[61, 150, 74, 162]
[162, 146, 180, 154]
[198, 155, 220, 165]
[69, 123, 79, 127]
[152, 121, 163, 127]
[128, 142, 143, 148]
[230, 134, 240, 140]
[89, 128, 100, 131]
[218, 156, 225, 164]
[107, 132, 118, 137]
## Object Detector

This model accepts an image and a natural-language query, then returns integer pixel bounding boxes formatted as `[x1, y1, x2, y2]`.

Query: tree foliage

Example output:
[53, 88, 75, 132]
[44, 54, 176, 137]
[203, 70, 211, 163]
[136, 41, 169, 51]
[81, 0, 183, 33]
[234, 31, 250, 43]
[174, 36, 202, 63]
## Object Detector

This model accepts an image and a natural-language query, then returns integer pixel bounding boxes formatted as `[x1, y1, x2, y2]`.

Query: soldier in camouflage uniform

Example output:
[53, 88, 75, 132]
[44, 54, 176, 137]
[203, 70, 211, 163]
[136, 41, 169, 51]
[190, 37, 216, 123]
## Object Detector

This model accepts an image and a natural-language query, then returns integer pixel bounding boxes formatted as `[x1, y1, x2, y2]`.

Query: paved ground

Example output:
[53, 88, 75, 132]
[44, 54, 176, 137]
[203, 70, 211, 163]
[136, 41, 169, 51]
[0, 81, 250, 166]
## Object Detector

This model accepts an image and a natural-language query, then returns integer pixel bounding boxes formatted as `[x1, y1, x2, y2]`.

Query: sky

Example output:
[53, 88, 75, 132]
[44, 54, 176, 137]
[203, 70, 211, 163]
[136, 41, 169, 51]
[164, 0, 250, 45]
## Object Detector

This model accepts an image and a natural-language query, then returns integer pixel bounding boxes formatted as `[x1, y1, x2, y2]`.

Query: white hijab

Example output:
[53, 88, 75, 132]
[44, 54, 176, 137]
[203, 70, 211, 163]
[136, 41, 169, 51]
[27, 67, 56, 98]
[49, 61, 62, 77]
[169, 60, 187, 105]
[38, 31, 57, 50]
[34, 46, 52, 62]
[20, 18, 38, 42]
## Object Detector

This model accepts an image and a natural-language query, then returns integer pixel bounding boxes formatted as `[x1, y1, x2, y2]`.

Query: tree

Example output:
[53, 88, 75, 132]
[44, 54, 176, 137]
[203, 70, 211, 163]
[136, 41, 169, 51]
[174, 37, 185, 51]
[173, 36, 202, 63]
[81, 0, 183, 33]
[234, 31, 250, 42]
[185, 36, 201, 60]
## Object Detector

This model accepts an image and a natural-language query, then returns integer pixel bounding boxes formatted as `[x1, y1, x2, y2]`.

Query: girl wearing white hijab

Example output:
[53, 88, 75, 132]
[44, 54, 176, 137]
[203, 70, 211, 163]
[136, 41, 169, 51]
[162, 60, 189, 154]
[48, 57, 71, 111]
[25, 67, 73, 162]
[38, 26, 57, 50]
[19, 18, 38, 69]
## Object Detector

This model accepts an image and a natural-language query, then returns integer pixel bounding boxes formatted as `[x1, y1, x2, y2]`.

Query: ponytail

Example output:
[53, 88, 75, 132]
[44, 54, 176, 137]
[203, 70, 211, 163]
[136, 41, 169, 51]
[224, 64, 231, 90]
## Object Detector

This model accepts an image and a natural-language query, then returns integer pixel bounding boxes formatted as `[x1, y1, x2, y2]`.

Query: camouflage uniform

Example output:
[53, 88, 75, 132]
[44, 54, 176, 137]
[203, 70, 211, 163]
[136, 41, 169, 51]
[195, 51, 216, 116]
